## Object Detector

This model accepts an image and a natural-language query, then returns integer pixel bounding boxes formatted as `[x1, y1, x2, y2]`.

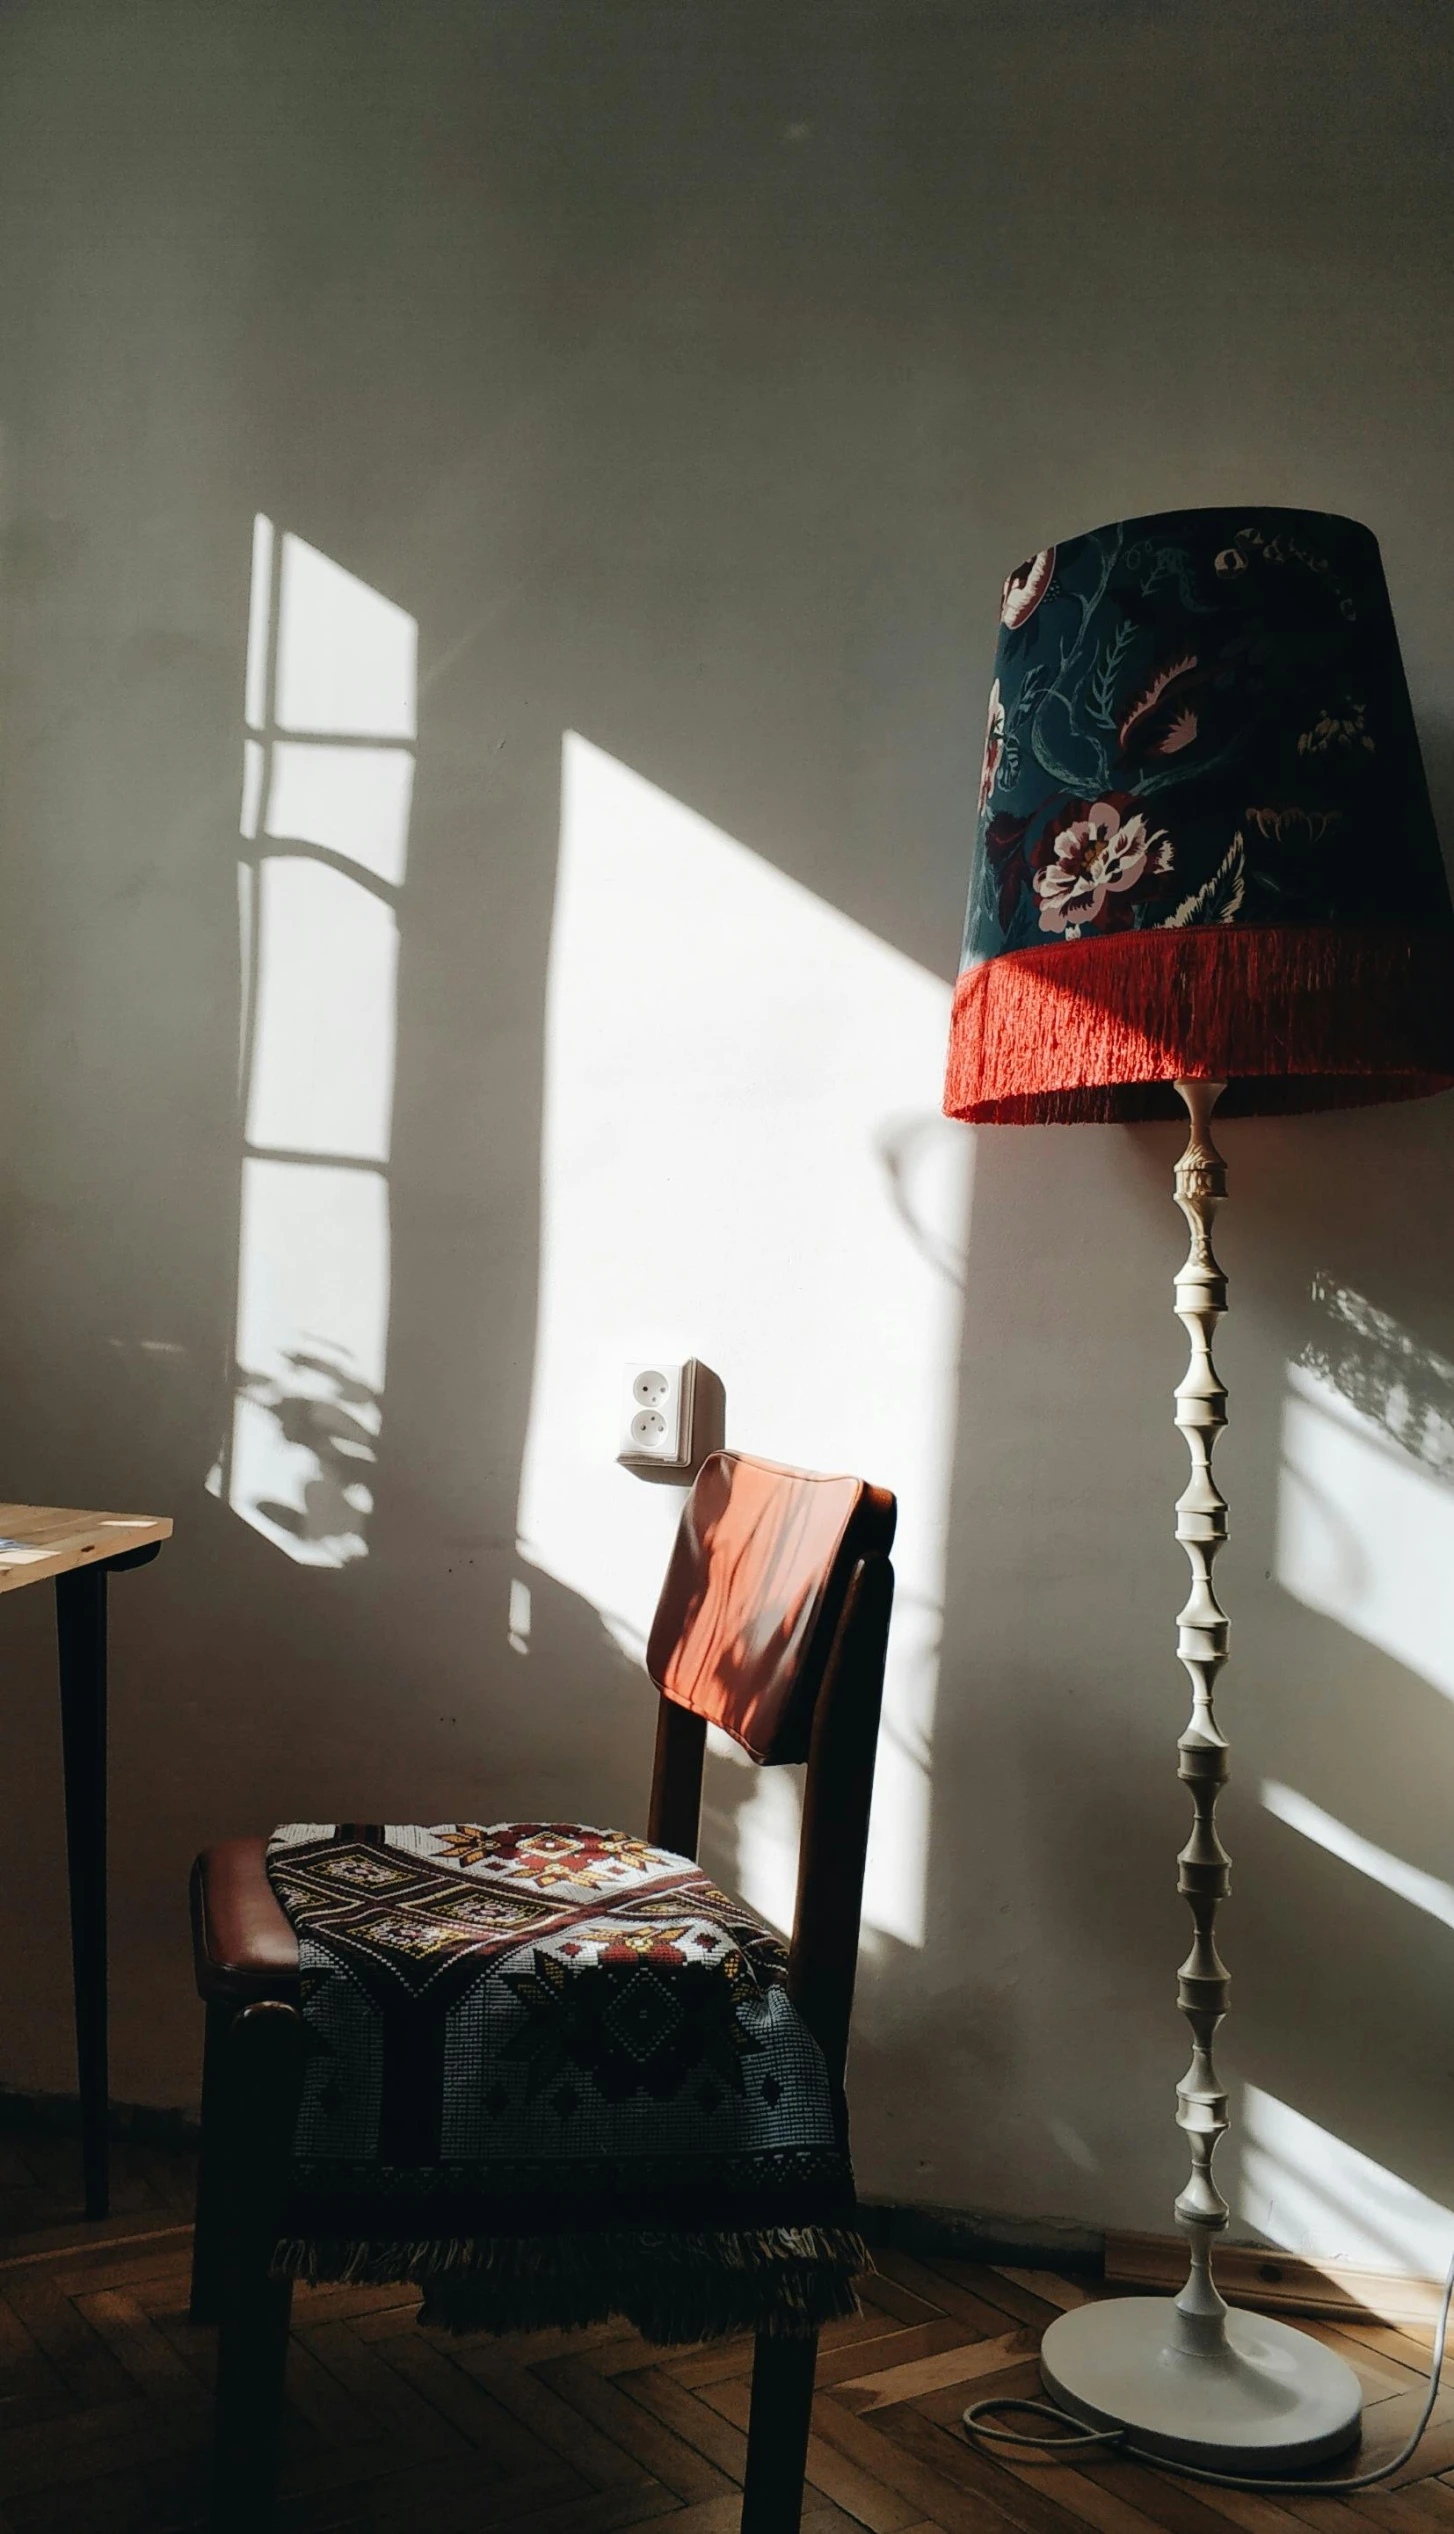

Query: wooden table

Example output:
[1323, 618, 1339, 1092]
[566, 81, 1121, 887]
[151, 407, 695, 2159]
[0, 1505, 172, 2219]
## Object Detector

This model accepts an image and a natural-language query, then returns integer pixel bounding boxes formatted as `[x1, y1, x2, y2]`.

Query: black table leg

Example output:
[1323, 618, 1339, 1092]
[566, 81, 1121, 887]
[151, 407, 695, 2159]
[55, 1565, 110, 2220]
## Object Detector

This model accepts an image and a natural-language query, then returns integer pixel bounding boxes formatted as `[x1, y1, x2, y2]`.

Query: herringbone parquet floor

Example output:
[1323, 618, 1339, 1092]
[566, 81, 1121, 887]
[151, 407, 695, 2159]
[0, 2129, 1452, 2533]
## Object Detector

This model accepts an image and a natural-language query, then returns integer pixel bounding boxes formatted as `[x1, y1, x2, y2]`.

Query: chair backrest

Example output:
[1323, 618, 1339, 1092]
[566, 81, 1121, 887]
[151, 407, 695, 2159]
[647, 1450, 896, 1762]
[644, 1450, 897, 2086]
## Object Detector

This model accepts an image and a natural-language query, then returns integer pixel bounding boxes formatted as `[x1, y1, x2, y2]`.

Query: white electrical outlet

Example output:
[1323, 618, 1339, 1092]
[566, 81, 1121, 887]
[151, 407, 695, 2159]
[619, 1361, 696, 1470]
[617, 1359, 726, 1479]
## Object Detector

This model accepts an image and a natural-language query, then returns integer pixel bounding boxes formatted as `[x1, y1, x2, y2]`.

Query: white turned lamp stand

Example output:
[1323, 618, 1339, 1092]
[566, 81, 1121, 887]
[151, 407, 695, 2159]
[1038, 1081, 1363, 2471]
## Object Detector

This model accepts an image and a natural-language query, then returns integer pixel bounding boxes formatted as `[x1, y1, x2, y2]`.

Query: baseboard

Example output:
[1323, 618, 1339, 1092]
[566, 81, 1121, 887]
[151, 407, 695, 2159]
[0, 2093, 1432, 2327]
[0, 2085, 200, 2151]
[859, 2198, 1102, 2273]
[1106, 2228, 1446, 2328]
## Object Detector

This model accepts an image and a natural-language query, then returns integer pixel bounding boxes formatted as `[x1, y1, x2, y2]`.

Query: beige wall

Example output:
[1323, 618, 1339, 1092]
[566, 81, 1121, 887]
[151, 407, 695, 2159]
[2, 0, 1453, 2269]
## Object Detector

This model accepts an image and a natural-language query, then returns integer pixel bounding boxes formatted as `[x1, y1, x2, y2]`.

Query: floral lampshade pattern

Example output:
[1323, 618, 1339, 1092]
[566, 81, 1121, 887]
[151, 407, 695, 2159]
[945, 507, 1454, 1122]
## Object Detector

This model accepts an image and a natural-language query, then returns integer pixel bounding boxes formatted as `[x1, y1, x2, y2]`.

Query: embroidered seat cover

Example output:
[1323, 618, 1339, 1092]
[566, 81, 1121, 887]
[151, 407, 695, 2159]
[266, 1820, 861, 2340]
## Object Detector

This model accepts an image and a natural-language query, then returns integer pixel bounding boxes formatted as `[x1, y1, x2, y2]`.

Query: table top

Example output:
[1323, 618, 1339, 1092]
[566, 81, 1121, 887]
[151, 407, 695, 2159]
[0, 1506, 172, 1596]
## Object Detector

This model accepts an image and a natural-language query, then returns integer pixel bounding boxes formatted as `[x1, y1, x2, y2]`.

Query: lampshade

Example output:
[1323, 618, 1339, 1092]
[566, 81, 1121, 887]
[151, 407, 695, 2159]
[944, 506, 1454, 1123]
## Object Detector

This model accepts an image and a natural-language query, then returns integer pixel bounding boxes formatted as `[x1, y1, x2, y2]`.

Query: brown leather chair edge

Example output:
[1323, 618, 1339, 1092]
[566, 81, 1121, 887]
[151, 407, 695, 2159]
[191, 1838, 299, 2007]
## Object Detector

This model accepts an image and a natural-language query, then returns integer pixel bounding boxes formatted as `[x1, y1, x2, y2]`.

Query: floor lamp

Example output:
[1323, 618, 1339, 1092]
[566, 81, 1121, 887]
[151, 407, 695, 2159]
[944, 505, 1454, 2469]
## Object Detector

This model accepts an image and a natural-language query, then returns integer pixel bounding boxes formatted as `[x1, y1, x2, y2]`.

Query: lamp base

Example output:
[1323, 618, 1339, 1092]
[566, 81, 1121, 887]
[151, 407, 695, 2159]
[1039, 2297, 1363, 2472]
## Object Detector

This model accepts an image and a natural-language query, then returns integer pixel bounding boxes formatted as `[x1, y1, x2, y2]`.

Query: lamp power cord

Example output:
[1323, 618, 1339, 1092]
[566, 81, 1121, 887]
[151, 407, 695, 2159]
[963, 2250, 1454, 2494]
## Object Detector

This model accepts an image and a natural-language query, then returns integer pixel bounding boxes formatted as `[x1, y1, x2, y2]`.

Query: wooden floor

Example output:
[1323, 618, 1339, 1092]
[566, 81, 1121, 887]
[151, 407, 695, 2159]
[0, 2132, 1452, 2533]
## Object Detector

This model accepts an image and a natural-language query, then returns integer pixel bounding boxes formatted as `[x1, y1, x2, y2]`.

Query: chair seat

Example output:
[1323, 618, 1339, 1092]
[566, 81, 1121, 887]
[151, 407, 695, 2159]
[191, 1821, 794, 2011]
[191, 1838, 300, 2004]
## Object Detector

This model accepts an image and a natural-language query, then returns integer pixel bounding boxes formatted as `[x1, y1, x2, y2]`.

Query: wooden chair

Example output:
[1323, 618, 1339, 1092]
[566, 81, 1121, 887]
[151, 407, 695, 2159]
[188, 1449, 896, 2532]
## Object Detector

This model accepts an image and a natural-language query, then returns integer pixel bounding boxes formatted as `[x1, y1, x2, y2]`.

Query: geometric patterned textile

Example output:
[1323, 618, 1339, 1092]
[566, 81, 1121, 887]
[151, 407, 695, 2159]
[265, 1822, 863, 2340]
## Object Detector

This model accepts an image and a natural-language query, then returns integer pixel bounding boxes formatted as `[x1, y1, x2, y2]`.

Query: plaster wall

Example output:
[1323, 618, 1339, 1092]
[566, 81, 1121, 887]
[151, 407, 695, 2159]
[1, 0, 1453, 2270]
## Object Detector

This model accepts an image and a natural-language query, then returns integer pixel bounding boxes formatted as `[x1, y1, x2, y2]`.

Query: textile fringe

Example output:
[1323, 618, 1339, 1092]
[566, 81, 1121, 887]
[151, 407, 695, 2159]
[943, 924, 1454, 1124]
[271, 2223, 866, 2343]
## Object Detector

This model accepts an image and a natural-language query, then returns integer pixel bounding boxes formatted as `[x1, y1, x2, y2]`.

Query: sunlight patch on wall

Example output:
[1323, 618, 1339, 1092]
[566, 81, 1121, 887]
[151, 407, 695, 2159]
[1262, 1779, 1454, 1934]
[1241, 2086, 1454, 2275]
[273, 532, 416, 740]
[1277, 1280, 1454, 1697]
[244, 860, 398, 1161]
[516, 733, 971, 1942]
[209, 518, 414, 1567]
[1277, 1366, 1454, 1699]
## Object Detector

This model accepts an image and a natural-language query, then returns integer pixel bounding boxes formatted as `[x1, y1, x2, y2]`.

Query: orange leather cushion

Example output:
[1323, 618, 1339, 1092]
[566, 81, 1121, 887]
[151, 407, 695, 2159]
[646, 1451, 895, 1764]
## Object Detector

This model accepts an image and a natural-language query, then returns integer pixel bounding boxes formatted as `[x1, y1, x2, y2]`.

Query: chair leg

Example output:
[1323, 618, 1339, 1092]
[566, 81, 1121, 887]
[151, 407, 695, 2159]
[214, 2268, 294, 2533]
[190, 2000, 234, 2324]
[55, 1565, 111, 2220]
[741, 2329, 818, 2534]
[210, 2002, 306, 2534]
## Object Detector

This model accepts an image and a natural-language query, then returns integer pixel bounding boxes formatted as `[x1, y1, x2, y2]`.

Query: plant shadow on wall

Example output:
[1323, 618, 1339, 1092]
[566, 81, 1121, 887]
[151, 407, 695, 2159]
[238, 1343, 383, 1560]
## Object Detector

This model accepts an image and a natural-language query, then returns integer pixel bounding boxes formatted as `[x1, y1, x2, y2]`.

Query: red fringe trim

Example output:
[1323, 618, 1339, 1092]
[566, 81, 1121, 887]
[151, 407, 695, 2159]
[944, 925, 1454, 1124]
